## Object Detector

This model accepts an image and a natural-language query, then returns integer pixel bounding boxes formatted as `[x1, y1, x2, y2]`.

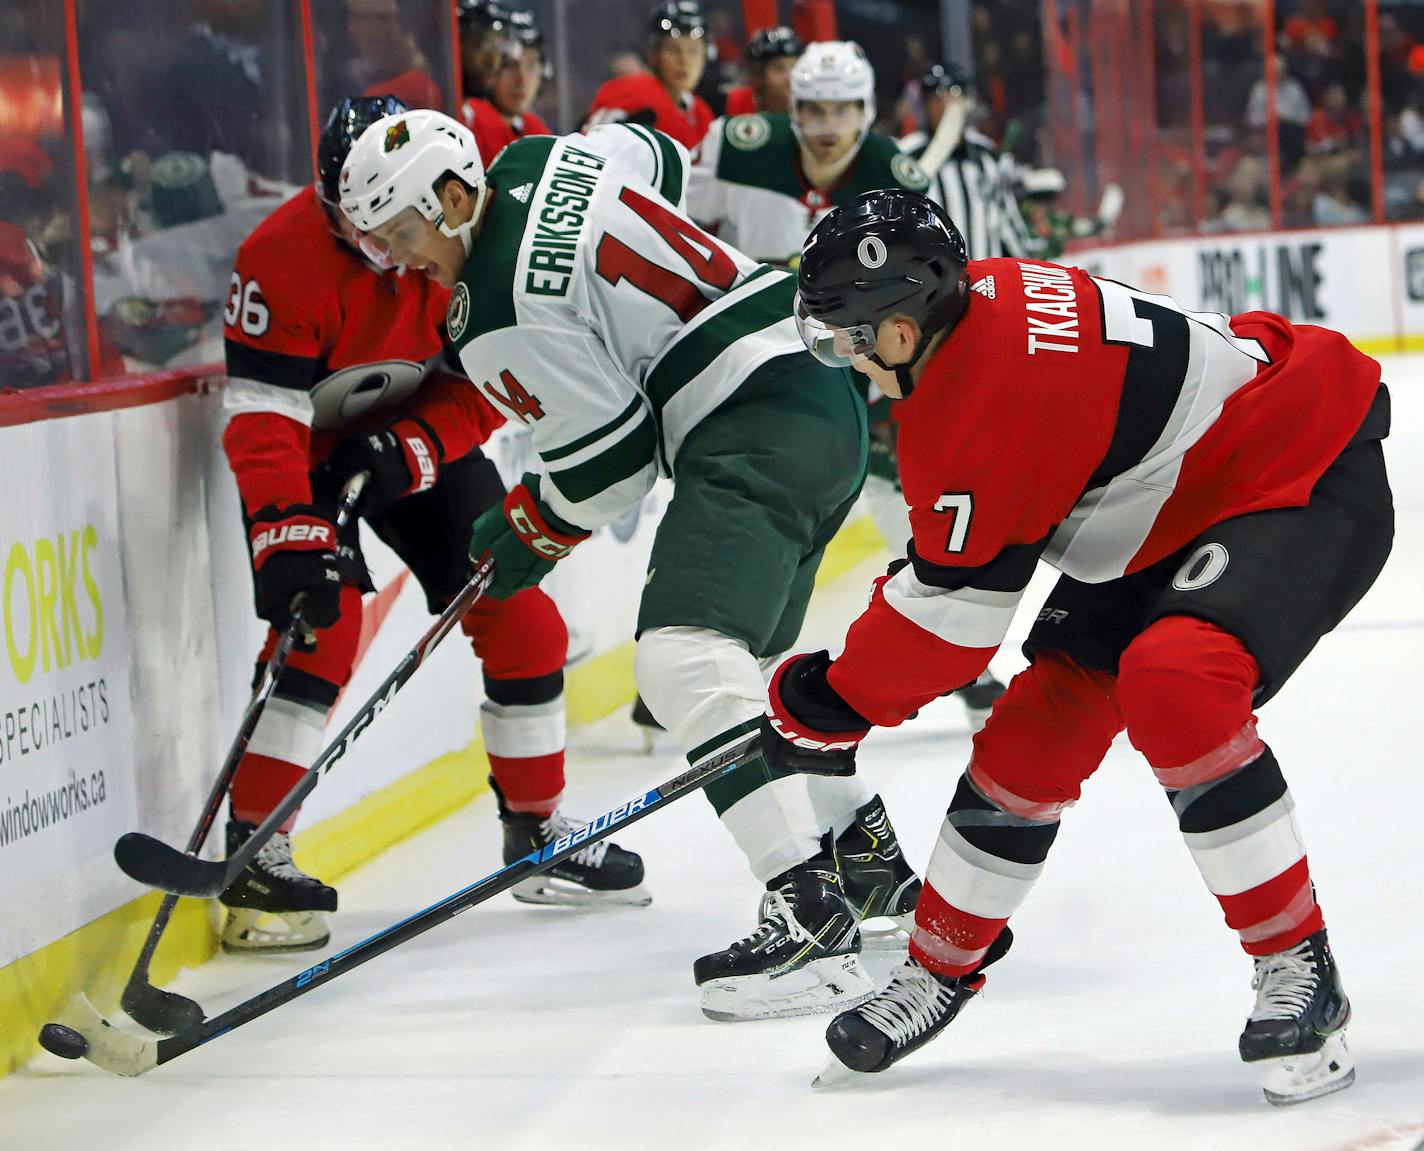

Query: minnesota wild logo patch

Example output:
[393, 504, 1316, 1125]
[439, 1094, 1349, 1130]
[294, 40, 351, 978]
[892, 153, 931, 191]
[447, 282, 471, 342]
[727, 114, 771, 151]
[384, 120, 411, 153]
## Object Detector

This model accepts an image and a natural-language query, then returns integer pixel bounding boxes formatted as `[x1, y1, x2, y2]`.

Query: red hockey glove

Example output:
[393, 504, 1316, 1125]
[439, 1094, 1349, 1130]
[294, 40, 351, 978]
[323, 418, 442, 515]
[467, 475, 590, 599]
[762, 650, 873, 777]
[247, 505, 343, 636]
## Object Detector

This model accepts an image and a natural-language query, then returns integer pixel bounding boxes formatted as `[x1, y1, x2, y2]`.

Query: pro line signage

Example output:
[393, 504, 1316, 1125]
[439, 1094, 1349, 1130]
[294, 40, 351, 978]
[0, 414, 137, 960]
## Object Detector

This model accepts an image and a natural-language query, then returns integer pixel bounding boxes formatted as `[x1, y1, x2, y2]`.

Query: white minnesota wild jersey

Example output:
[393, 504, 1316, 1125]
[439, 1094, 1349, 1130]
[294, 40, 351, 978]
[447, 124, 807, 531]
[687, 113, 931, 266]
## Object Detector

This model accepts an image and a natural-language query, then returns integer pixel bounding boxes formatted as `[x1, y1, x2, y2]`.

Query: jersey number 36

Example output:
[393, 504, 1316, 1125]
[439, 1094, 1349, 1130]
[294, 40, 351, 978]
[224, 274, 271, 338]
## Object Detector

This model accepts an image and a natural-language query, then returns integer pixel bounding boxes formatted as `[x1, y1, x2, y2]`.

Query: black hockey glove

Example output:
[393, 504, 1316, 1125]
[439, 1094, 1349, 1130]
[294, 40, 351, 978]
[323, 418, 442, 516]
[247, 504, 343, 638]
[762, 650, 872, 777]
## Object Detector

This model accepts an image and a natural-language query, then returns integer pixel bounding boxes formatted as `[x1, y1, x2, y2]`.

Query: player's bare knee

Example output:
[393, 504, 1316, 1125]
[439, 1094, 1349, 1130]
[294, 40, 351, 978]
[1118, 616, 1259, 770]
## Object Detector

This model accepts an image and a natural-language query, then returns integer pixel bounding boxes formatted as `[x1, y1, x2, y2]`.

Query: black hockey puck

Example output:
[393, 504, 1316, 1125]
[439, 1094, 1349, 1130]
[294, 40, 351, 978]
[38, 1023, 89, 1060]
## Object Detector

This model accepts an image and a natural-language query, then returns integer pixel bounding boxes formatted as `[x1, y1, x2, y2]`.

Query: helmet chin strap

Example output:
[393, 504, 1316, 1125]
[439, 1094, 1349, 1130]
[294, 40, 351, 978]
[869, 329, 935, 399]
[436, 182, 490, 258]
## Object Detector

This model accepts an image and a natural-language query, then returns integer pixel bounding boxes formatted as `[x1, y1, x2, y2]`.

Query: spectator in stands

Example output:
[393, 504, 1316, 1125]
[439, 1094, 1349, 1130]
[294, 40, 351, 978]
[1247, 60, 1311, 172]
[1216, 154, 1273, 232]
[1306, 82, 1363, 156]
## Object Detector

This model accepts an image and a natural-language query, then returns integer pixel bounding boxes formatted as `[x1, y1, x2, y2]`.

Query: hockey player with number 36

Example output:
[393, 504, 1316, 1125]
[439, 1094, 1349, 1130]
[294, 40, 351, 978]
[771, 189, 1392, 1104]
[339, 107, 922, 1022]
[218, 95, 647, 954]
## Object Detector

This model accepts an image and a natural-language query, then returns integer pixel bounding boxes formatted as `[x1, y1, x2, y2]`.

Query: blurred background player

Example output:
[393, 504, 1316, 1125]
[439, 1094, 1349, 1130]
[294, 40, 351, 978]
[340, 109, 921, 1021]
[689, 41, 1007, 730]
[217, 95, 647, 954]
[459, 7, 551, 166]
[586, 0, 714, 151]
[724, 25, 803, 117]
[1013, 164, 1125, 260]
[456, 0, 512, 103]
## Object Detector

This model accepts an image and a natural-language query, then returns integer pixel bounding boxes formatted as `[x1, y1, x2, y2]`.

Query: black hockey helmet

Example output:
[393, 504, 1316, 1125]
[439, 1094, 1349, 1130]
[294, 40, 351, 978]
[649, 0, 706, 40]
[747, 25, 804, 63]
[919, 62, 975, 100]
[457, 0, 512, 37]
[317, 94, 409, 208]
[796, 188, 969, 393]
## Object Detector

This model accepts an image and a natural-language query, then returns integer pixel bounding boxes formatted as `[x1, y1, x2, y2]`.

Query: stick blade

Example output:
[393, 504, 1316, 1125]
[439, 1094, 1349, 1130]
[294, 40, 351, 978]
[121, 980, 205, 1036]
[54, 993, 160, 1077]
[114, 832, 229, 897]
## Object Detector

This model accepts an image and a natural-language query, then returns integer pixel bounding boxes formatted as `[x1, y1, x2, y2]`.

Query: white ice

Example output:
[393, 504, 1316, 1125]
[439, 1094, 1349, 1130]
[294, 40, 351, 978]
[5, 357, 1424, 1151]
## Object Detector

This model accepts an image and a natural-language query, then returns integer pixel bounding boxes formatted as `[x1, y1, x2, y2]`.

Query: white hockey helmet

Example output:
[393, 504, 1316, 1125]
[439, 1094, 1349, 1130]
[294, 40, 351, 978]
[339, 109, 488, 256]
[789, 41, 876, 145]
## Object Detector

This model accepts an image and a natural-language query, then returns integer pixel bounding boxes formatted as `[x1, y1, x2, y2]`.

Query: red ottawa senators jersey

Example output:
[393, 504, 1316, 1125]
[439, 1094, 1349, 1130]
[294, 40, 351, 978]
[221, 186, 503, 515]
[724, 85, 757, 117]
[460, 96, 552, 167]
[827, 257, 1383, 726]
[586, 73, 714, 151]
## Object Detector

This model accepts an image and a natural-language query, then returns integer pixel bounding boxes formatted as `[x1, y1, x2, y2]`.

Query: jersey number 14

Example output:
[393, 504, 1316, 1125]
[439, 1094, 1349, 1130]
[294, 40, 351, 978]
[595, 187, 737, 323]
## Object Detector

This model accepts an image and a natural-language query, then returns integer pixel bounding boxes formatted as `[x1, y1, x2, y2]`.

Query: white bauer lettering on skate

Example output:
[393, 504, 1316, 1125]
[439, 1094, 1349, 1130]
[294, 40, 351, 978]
[544, 792, 652, 858]
[524, 143, 607, 299]
[251, 522, 331, 564]
[1018, 261, 1080, 355]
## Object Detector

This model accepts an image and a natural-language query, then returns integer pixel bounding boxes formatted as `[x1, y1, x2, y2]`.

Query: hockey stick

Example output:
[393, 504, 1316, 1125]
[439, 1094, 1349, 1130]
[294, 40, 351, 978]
[119, 475, 367, 1034]
[41, 731, 756, 1075]
[112, 552, 492, 901]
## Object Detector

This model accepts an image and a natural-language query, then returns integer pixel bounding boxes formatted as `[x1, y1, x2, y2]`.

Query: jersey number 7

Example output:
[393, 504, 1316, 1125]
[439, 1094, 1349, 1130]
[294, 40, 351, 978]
[595, 187, 737, 323]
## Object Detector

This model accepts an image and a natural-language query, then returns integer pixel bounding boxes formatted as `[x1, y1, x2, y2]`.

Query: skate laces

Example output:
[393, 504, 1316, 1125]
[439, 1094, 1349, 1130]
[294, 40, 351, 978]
[738, 889, 815, 948]
[254, 832, 313, 883]
[1249, 941, 1320, 1022]
[540, 811, 610, 869]
[860, 961, 954, 1045]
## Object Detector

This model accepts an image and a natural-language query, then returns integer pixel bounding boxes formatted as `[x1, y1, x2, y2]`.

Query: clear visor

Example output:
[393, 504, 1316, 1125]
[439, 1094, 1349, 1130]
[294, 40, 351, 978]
[793, 292, 876, 369]
[356, 232, 398, 270]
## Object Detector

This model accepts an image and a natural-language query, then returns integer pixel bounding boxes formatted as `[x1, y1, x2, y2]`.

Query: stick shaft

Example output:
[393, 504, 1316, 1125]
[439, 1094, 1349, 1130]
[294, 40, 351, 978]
[152, 741, 751, 1067]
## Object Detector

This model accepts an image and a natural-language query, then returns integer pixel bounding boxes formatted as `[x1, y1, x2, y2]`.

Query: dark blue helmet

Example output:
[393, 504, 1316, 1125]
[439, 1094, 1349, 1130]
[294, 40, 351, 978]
[317, 94, 409, 208]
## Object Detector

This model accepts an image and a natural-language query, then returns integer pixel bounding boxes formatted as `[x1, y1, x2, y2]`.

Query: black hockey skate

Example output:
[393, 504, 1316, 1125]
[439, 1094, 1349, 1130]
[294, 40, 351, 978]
[1238, 928, 1354, 1105]
[694, 833, 874, 1022]
[493, 777, 651, 908]
[816, 927, 1013, 1085]
[218, 819, 337, 954]
[955, 670, 1007, 733]
[837, 795, 921, 951]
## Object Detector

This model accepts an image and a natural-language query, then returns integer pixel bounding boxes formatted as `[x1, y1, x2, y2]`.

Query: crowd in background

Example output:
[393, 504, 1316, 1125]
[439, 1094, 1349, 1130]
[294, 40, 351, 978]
[4, 0, 1424, 390]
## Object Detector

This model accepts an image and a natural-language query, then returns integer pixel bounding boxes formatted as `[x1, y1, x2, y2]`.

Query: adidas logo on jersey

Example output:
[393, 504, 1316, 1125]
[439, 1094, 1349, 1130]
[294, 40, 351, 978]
[509, 182, 534, 203]
[971, 275, 996, 299]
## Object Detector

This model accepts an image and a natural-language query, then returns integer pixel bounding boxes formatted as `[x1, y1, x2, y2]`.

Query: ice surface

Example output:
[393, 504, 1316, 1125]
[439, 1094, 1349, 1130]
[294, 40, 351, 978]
[5, 358, 1423, 1151]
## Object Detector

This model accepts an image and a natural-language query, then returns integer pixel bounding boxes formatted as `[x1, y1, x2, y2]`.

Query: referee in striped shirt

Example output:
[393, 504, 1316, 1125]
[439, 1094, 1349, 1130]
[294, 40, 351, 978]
[898, 63, 1037, 259]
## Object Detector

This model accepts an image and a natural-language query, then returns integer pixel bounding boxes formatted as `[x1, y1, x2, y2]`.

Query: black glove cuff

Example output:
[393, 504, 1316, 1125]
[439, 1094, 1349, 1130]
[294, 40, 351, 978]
[778, 651, 871, 734]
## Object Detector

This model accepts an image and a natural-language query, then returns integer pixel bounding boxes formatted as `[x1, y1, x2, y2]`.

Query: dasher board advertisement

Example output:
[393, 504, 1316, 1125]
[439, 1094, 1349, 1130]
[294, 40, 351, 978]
[0, 414, 138, 964]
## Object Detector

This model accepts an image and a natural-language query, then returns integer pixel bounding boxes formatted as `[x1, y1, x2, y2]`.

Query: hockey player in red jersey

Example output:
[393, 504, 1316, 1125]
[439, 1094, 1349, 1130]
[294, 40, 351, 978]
[586, 1, 714, 150]
[459, 6, 551, 166]
[724, 25, 803, 117]
[768, 190, 1392, 1104]
[217, 95, 648, 954]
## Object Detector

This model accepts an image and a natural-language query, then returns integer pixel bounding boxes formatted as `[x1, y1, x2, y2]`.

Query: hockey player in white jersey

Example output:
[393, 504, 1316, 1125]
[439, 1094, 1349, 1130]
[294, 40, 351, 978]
[689, 43, 1007, 728]
[339, 110, 921, 1020]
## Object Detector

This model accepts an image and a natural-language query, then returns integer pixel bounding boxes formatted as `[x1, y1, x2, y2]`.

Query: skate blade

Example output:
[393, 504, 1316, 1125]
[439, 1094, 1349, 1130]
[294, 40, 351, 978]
[221, 909, 331, 954]
[812, 1055, 875, 1090]
[1258, 1030, 1355, 1106]
[700, 953, 875, 1022]
[511, 875, 653, 908]
[856, 913, 912, 952]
